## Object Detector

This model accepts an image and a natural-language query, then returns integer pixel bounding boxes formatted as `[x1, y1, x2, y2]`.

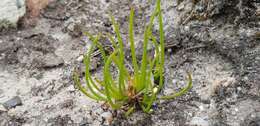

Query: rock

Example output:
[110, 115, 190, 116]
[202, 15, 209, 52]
[177, 3, 185, 11]
[100, 111, 113, 125]
[0, 0, 26, 24]
[0, 104, 7, 112]
[3, 96, 22, 109]
[38, 53, 64, 68]
[189, 117, 209, 126]
[67, 85, 76, 92]
[76, 55, 84, 62]
[172, 79, 178, 84]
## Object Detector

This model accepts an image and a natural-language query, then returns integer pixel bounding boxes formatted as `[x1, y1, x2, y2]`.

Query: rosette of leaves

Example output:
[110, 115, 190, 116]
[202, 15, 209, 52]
[73, 0, 192, 115]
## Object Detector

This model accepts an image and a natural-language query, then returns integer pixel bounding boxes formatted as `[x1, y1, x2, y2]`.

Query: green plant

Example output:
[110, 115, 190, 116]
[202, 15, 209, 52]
[73, 0, 192, 115]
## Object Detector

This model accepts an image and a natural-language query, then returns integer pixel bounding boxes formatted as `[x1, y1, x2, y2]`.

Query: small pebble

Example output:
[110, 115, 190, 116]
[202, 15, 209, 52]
[172, 79, 178, 84]
[179, 81, 185, 86]
[231, 110, 237, 115]
[199, 105, 204, 111]
[101, 111, 113, 125]
[184, 26, 190, 31]
[0, 104, 7, 112]
[77, 55, 84, 62]
[67, 85, 76, 92]
[177, 4, 185, 11]
[3, 96, 22, 109]
[237, 87, 242, 91]
[167, 48, 172, 53]
[101, 111, 112, 118]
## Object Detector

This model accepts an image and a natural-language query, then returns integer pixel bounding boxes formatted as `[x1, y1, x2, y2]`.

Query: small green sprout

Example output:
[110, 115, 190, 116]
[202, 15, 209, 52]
[73, 0, 192, 115]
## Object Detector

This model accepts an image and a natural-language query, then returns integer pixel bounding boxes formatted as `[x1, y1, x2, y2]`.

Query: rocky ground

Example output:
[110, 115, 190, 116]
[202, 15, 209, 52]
[0, 0, 259, 126]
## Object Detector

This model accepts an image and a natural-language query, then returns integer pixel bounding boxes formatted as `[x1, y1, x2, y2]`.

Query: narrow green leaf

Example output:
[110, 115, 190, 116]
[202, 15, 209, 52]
[157, 0, 165, 90]
[73, 71, 101, 101]
[84, 45, 107, 101]
[104, 49, 123, 109]
[110, 15, 126, 94]
[125, 106, 135, 116]
[129, 7, 139, 73]
[106, 33, 118, 49]
[160, 73, 192, 99]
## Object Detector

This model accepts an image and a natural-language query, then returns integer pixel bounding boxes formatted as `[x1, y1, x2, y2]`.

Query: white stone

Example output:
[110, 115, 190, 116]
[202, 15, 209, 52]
[0, 0, 26, 24]
[237, 87, 242, 91]
[190, 117, 209, 126]
[0, 104, 7, 112]
[172, 79, 178, 84]
[177, 4, 185, 11]
[67, 85, 76, 92]
[100, 111, 113, 125]
[199, 105, 204, 111]
[77, 55, 84, 62]
[101, 112, 112, 118]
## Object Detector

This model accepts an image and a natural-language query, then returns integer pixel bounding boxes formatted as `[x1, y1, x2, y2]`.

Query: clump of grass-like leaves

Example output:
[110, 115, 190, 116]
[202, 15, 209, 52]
[73, 0, 192, 115]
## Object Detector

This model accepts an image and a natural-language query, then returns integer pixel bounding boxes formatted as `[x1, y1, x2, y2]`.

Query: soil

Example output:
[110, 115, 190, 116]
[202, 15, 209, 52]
[0, 0, 259, 126]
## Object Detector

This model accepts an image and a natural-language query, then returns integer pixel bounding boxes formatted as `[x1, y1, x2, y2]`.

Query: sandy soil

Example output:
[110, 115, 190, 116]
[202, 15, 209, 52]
[0, 0, 259, 126]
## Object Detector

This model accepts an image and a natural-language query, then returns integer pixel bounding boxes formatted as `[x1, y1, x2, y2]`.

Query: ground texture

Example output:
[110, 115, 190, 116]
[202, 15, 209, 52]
[0, 0, 259, 126]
